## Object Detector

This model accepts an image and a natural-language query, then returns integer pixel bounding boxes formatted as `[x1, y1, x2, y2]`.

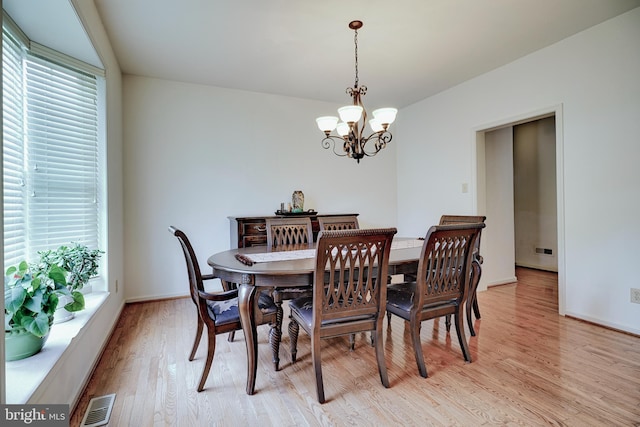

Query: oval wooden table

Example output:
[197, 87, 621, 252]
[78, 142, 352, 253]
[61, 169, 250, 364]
[207, 240, 423, 395]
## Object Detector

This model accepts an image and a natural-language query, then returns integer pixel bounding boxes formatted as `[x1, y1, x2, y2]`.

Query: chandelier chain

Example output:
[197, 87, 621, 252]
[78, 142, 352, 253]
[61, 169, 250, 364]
[354, 28, 359, 88]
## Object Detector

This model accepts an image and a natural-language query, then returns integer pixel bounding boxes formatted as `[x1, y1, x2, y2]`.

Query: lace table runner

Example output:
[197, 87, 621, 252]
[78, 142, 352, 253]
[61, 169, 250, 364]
[245, 239, 423, 263]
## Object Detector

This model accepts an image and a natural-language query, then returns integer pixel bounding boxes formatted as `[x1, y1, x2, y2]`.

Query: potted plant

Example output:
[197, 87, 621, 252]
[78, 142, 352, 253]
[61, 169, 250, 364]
[4, 260, 69, 360]
[35, 243, 103, 322]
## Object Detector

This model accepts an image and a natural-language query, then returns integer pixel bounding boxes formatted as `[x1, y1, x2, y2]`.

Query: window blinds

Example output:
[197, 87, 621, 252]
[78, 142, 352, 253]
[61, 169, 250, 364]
[2, 31, 27, 268]
[2, 27, 101, 267]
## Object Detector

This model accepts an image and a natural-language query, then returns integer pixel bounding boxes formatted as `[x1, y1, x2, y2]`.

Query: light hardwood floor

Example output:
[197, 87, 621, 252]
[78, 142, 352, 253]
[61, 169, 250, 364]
[70, 268, 640, 426]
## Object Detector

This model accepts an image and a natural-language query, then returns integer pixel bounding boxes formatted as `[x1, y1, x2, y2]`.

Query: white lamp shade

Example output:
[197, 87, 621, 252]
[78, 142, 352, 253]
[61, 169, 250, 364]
[372, 108, 397, 125]
[336, 122, 350, 137]
[338, 105, 363, 123]
[369, 118, 384, 133]
[316, 116, 338, 132]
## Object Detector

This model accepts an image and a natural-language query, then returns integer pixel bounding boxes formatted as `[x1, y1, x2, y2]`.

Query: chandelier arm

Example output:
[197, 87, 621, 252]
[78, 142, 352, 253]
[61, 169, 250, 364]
[359, 131, 393, 157]
[321, 136, 350, 158]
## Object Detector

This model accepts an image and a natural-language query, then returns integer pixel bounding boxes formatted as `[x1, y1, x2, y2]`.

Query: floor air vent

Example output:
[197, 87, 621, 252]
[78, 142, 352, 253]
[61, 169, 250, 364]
[81, 393, 116, 427]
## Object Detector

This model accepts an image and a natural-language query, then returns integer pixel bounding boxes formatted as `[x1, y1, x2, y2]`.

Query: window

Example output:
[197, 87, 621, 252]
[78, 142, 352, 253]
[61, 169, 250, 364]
[2, 17, 105, 287]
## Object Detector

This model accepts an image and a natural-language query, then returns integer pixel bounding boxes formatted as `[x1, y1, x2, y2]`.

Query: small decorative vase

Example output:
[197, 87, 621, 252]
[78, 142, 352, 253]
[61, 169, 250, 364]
[5, 327, 50, 361]
[292, 190, 304, 213]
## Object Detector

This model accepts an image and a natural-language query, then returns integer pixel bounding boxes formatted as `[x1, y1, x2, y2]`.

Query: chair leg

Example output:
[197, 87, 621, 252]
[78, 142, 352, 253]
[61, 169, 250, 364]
[189, 313, 203, 361]
[473, 259, 482, 320]
[445, 314, 451, 332]
[197, 327, 216, 392]
[288, 318, 299, 363]
[466, 302, 476, 337]
[373, 327, 389, 388]
[387, 312, 392, 328]
[311, 334, 325, 403]
[410, 320, 427, 378]
[473, 298, 481, 319]
[349, 334, 355, 351]
[454, 310, 472, 363]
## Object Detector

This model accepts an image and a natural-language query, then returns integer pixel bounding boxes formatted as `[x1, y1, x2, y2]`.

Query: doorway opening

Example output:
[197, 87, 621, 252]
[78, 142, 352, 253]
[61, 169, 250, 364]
[472, 105, 565, 315]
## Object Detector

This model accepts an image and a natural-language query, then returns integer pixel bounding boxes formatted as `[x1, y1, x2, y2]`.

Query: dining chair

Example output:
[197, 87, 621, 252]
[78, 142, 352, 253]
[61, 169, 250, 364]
[439, 215, 486, 336]
[170, 226, 278, 391]
[265, 217, 314, 370]
[288, 227, 397, 403]
[318, 215, 359, 232]
[318, 215, 364, 349]
[386, 223, 484, 378]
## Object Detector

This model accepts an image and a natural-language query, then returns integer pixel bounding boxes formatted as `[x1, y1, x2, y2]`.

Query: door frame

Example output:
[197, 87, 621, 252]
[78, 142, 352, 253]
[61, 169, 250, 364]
[471, 104, 565, 315]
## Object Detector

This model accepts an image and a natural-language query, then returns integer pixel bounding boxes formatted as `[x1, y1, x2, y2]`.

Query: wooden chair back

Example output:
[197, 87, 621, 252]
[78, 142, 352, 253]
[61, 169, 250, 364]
[318, 215, 359, 232]
[413, 223, 484, 309]
[313, 228, 396, 337]
[170, 226, 206, 306]
[439, 215, 486, 260]
[266, 217, 313, 250]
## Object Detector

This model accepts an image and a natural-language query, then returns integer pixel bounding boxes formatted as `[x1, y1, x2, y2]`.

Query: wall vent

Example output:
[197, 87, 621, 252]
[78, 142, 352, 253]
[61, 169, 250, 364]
[535, 247, 553, 256]
[81, 393, 116, 427]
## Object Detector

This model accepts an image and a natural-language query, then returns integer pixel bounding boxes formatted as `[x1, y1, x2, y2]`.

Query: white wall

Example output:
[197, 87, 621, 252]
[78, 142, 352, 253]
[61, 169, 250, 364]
[122, 77, 398, 302]
[397, 8, 640, 334]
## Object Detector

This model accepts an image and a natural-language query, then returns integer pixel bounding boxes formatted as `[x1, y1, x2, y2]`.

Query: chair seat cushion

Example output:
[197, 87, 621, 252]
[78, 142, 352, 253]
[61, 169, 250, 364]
[386, 285, 416, 313]
[207, 298, 240, 326]
[289, 296, 373, 329]
[387, 282, 458, 315]
[207, 290, 276, 326]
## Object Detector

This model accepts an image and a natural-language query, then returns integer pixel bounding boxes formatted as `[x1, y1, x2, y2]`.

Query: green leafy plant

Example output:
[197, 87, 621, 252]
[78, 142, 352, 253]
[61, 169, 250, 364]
[4, 261, 69, 337]
[35, 243, 103, 312]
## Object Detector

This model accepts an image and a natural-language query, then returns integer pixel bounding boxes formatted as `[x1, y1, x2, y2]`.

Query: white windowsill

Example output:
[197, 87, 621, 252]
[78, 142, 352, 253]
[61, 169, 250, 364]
[5, 292, 109, 404]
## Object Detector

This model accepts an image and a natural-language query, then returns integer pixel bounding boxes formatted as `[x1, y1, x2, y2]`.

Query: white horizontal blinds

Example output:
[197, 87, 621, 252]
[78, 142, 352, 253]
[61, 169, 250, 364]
[2, 30, 27, 268]
[24, 54, 100, 259]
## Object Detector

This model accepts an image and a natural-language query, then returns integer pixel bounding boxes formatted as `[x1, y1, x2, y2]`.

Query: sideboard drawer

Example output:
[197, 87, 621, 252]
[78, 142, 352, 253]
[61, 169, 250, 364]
[243, 221, 267, 235]
[242, 234, 267, 247]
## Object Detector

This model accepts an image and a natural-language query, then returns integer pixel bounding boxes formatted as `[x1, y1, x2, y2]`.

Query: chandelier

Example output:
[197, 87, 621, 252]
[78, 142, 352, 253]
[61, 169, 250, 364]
[316, 20, 397, 164]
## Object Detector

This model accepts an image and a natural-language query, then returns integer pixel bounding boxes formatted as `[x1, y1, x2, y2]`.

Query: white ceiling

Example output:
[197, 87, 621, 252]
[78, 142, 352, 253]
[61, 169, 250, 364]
[6, 1, 640, 109]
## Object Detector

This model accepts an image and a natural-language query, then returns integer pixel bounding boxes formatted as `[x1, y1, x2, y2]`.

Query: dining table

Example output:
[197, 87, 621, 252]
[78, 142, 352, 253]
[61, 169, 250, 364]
[207, 237, 424, 395]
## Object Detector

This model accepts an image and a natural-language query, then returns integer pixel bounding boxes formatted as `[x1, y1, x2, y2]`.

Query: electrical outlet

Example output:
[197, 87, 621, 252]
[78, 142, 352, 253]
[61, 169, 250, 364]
[631, 288, 640, 304]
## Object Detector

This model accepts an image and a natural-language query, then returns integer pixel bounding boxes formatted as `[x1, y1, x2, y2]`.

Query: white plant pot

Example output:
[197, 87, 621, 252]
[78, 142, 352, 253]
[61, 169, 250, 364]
[53, 294, 75, 324]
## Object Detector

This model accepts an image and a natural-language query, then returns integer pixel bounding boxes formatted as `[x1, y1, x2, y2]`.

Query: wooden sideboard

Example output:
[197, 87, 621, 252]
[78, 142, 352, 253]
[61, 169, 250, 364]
[229, 213, 359, 248]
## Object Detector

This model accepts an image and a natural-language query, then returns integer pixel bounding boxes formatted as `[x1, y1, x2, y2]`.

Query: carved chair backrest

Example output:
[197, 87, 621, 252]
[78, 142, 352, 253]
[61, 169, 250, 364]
[313, 228, 397, 334]
[266, 217, 314, 250]
[413, 223, 484, 310]
[318, 215, 360, 232]
[439, 215, 486, 261]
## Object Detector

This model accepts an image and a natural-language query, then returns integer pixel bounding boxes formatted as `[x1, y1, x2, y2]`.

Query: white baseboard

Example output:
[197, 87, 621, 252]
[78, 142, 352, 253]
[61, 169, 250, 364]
[486, 276, 518, 288]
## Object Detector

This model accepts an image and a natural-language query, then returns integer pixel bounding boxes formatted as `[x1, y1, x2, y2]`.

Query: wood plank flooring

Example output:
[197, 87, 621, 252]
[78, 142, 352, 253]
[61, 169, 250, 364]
[70, 268, 640, 426]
